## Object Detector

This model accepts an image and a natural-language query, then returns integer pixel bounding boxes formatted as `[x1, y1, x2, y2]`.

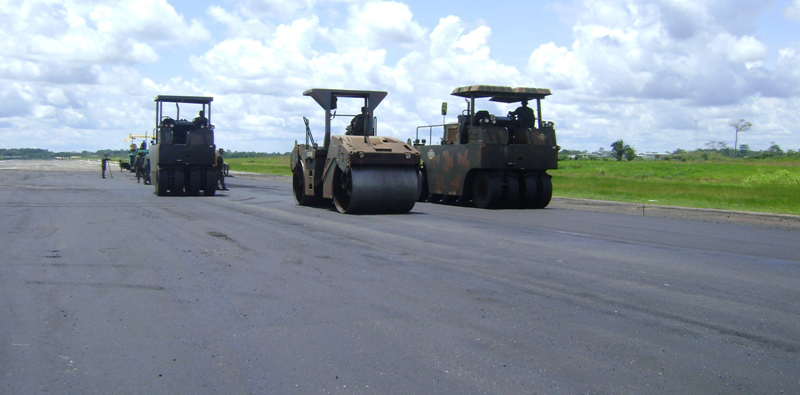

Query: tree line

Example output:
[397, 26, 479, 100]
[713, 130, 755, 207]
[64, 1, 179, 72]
[560, 140, 797, 161]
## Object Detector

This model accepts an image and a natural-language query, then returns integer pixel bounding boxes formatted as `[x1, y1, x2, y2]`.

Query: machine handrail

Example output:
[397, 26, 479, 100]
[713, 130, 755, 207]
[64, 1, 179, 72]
[415, 124, 447, 145]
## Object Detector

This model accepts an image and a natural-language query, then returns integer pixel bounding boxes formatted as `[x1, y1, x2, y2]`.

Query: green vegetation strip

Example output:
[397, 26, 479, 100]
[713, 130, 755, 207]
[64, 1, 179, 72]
[229, 155, 800, 215]
[226, 156, 292, 176]
[553, 160, 800, 215]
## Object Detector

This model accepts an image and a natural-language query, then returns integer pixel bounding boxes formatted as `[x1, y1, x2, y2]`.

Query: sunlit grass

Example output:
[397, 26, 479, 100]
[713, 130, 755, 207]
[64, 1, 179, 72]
[553, 160, 800, 215]
[226, 156, 292, 176]
[225, 155, 800, 215]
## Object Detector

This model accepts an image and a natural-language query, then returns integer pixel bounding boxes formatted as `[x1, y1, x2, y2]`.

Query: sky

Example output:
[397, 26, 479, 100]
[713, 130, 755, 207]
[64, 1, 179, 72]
[1, 0, 799, 154]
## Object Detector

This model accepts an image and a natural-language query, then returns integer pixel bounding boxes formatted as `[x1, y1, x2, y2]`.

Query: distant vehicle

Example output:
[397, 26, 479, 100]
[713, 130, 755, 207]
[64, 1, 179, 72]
[290, 89, 421, 214]
[414, 85, 559, 209]
[148, 95, 217, 196]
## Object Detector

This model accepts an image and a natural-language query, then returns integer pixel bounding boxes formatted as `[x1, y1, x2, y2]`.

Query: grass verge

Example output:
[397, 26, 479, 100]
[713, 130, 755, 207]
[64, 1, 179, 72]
[553, 160, 800, 215]
[227, 155, 800, 215]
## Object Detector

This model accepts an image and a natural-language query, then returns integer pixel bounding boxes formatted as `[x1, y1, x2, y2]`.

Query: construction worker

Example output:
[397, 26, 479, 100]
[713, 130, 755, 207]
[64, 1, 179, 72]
[101, 153, 109, 178]
[215, 148, 228, 190]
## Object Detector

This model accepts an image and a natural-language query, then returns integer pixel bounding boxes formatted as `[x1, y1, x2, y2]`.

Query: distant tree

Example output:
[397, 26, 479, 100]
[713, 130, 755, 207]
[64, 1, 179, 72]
[593, 147, 608, 158]
[767, 142, 784, 157]
[623, 146, 637, 161]
[739, 144, 750, 157]
[728, 119, 752, 157]
[672, 148, 687, 155]
[610, 139, 632, 161]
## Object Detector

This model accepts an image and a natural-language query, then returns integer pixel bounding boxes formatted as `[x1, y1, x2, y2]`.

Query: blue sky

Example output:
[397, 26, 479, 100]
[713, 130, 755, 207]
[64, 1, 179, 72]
[1, 0, 799, 154]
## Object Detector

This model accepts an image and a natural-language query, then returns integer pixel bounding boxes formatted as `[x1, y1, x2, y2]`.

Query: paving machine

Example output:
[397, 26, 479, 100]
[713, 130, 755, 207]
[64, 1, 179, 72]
[414, 85, 559, 209]
[290, 89, 420, 214]
[148, 95, 217, 196]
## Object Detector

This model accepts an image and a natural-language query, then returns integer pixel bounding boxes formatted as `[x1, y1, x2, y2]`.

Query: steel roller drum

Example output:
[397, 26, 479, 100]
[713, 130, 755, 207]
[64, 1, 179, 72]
[333, 166, 419, 214]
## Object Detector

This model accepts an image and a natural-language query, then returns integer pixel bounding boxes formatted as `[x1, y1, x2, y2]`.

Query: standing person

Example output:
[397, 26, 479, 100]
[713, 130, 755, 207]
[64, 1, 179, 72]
[215, 148, 228, 190]
[101, 153, 110, 179]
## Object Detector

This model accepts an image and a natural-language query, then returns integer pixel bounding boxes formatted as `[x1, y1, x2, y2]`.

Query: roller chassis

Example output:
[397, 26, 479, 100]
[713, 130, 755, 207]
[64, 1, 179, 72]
[291, 89, 421, 214]
[415, 85, 559, 209]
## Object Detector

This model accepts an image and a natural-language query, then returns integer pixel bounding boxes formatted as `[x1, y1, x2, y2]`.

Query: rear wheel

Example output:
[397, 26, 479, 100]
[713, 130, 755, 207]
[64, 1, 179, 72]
[204, 170, 216, 196]
[417, 169, 428, 202]
[532, 173, 552, 209]
[170, 169, 184, 196]
[521, 173, 539, 208]
[293, 167, 319, 206]
[156, 168, 168, 196]
[186, 168, 201, 196]
[472, 170, 502, 209]
[502, 172, 520, 208]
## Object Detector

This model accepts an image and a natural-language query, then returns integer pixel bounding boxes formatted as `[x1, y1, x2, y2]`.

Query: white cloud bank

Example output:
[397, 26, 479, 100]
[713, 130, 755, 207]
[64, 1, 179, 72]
[0, 0, 798, 154]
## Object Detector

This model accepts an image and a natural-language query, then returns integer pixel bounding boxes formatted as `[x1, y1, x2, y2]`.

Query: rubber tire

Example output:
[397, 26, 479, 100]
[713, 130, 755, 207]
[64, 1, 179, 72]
[502, 172, 520, 208]
[204, 170, 216, 196]
[170, 169, 184, 196]
[472, 170, 502, 209]
[332, 169, 352, 213]
[522, 173, 539, 208]
[156, 168, 168, 196]
[417, 169, 429, 202]
[533, 173, 552, 209]
[186, 168, 201, 196]
[293, 169, 319, 206]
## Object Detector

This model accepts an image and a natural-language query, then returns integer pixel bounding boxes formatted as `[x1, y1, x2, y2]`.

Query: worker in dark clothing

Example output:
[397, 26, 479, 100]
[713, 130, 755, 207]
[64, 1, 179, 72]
[193, 110, 208, 128]
[134, 153, 146, 183]
[101, 153, 110, 178]
[509, 100, 536, 128]
[215, 148, 228, 190]
[347, 107, 368, 135]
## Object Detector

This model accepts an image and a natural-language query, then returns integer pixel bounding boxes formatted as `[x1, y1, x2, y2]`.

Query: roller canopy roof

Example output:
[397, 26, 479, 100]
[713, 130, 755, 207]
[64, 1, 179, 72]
[154, 95, 214, 104]
[303, 88, 387, 111]
[451, 85, 551, 102]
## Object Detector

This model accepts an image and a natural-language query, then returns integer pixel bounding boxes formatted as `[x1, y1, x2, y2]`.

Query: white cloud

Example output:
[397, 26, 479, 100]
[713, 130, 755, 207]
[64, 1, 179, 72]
[329, 1, 427, 50]
[784, 0, 800, 23]
[527, 43, 590, 90]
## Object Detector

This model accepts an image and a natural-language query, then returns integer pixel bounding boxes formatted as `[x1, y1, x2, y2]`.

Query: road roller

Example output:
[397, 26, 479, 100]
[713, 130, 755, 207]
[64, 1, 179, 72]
[148, 95, 218, 196]
[290, 89, 421, 214]
[413, 85, 559, 209]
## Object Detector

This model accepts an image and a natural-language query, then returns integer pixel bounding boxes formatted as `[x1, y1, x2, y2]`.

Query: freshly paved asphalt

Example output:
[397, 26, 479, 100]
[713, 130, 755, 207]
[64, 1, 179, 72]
[1, 160, 798, 394]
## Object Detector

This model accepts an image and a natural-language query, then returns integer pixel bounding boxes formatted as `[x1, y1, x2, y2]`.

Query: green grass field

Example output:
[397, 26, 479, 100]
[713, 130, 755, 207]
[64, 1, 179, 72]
[227, 155, 800, 215]
[226, 156, 292, 176]
[553, 159, 800, 215]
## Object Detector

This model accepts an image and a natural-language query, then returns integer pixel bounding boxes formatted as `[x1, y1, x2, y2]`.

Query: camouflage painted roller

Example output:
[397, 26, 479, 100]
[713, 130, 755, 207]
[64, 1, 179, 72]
[414, 85, 559, 209]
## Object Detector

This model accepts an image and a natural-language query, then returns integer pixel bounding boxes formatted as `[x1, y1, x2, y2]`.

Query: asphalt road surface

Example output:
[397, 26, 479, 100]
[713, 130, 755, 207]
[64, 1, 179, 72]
[1, 160, 798, 394]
